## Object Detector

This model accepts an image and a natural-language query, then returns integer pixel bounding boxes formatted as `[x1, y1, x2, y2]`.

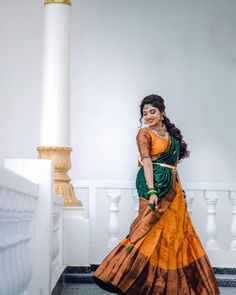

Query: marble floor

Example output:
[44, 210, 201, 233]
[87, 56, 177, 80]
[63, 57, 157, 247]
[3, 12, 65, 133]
[62, 284, 236, 295]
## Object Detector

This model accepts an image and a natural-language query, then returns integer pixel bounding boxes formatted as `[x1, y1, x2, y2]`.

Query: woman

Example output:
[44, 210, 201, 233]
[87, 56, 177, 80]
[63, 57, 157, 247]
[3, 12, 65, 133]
[93, 94, 219, 294]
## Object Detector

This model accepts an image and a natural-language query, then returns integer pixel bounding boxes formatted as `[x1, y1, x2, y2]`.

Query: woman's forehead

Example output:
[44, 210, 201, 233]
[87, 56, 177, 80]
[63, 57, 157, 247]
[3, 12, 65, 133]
[143, 104, 158, 110]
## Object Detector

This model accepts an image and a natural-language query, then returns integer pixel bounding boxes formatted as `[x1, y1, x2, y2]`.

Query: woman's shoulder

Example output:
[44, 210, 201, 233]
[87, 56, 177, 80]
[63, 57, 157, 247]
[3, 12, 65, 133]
[136, 127, 150, 135]
[136, 127, 151, 141]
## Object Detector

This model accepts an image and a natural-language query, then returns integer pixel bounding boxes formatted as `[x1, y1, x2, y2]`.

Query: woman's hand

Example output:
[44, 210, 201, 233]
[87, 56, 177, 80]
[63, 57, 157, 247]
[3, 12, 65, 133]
[149, 194, 158, 210]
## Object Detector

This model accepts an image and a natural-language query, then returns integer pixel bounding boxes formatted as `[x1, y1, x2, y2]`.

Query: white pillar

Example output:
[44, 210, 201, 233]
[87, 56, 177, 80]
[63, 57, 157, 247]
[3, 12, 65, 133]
[229, 191, 236, 250]
[107, 189, 121, 249]
[38, 0, 81, 206]
[204, 190, 220, 250]
[40, 0, 71, 146]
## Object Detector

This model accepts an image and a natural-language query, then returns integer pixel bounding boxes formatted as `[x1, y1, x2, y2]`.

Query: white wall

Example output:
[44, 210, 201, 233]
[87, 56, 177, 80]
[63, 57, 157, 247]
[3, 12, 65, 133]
[70, 0, 236, 183]
[0, 1, 43, 164]
[0, 0, 235, 184]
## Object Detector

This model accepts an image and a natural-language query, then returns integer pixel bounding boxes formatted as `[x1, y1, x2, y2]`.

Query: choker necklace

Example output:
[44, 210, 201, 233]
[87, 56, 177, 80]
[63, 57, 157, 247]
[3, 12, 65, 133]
[149, 125, 167, 137]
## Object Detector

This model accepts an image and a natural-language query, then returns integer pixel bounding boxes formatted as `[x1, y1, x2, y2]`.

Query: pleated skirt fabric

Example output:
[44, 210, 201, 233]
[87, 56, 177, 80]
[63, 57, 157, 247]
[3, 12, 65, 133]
[93, 182, 220, 295]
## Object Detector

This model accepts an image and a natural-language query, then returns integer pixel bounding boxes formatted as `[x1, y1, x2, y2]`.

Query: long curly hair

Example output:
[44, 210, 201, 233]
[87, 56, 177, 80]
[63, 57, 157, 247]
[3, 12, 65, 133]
[139, 94, 190, 161]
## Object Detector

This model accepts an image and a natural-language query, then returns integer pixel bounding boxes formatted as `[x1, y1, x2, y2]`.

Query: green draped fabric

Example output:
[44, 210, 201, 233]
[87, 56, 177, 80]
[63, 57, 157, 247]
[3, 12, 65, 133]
[135, 135, 180, 201]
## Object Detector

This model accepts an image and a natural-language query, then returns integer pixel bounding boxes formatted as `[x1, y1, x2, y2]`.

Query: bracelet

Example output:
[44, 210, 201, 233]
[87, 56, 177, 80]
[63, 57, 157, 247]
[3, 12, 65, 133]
[148, 188, 157, 195]
[148, 191, 157, 196]
[148, 187, 157, 197]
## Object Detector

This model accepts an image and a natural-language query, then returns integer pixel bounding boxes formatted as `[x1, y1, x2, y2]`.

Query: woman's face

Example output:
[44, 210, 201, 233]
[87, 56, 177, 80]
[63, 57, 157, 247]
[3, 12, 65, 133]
[142, 104, 163, 128]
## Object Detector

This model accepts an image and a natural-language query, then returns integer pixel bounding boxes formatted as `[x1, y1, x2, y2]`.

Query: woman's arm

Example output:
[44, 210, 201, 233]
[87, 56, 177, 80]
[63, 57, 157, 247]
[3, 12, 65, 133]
[142, 157, 158, 207]
[142, 157, 154, 188]
[136, 128, 158, 208]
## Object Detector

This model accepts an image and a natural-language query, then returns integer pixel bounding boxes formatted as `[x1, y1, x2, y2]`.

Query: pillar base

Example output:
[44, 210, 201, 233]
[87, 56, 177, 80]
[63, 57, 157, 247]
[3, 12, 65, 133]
[37, 146, 82, 207]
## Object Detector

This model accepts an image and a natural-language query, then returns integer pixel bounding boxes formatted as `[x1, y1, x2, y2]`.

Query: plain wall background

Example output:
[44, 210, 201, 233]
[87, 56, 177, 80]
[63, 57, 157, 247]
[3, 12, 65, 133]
[0, 0, 43, 164]
[70, 0, 236, 183]
[0, 0, 235, 184]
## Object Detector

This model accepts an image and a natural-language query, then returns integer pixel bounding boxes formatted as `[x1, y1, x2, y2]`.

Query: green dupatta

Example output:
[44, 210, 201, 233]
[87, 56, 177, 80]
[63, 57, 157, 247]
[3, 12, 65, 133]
[135, 135, 180, 201]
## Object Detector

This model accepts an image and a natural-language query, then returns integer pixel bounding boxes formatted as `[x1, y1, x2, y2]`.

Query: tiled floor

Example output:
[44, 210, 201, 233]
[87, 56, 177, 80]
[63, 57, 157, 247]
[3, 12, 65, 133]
[62, 284, 236, 294]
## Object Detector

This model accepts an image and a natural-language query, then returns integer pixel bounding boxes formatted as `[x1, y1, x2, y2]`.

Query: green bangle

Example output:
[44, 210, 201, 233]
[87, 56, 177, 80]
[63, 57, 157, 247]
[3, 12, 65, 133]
[147, 189, 157, 195]
[148, 187, 155, 191]
[148, 191, 157, 196]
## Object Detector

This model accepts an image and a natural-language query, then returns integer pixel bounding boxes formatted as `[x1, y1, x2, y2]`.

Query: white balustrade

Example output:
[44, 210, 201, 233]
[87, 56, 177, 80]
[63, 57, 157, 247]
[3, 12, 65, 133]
[229, 191, 236, 250]
[73, 180, 236, 267]
[132, 189, 139, 217]
[204, 190, 220, 250]
[107, 189, 121, 248]
[51, 195, 64, 276]
[0, 167, 38, 295]
[185, 190, 195, 215]
[4, 159, 64, 295]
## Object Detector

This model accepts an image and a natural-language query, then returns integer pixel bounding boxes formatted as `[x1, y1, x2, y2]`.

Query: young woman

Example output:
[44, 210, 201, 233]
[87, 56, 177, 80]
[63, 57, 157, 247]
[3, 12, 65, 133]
[93, 94, 219, 294]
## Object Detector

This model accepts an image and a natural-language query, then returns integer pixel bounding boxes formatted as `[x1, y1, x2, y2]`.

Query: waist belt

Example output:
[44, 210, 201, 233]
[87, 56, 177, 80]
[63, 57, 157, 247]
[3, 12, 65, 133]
[153, 163, 177, 174]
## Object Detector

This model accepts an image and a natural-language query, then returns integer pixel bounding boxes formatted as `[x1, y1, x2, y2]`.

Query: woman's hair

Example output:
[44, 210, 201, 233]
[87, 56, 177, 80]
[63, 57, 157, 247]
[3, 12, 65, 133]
[139, 94, 190, 161]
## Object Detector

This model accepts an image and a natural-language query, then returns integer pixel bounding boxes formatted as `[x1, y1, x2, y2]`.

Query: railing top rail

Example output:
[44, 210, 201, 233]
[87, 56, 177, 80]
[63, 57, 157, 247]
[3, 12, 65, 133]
[72, 179, 236, 191]
[0, 166, 39, 197]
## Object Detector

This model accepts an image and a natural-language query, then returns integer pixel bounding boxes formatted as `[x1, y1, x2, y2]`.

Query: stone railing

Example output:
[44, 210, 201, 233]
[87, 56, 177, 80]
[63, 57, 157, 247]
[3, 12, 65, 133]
[73, 180, 236, 267]
[0, 166, 38, 295]
[1, 159, 64, 295]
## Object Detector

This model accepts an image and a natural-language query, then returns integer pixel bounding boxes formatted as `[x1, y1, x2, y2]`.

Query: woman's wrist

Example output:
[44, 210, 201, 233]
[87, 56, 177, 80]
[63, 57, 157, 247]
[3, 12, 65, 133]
[147, 187, 157, 196]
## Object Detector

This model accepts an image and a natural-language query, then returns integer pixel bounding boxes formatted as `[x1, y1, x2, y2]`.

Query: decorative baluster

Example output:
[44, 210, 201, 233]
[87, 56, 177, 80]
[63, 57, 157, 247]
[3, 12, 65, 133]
[20, 194, 28, 293]
[132, 189, 139, 218]
[185, 190, 195, 215]
[5, 189, 15, 295]
[107, 189, 121, 248]
[204, 190, 220, 250]
[0, 187, 8, 295]
[229, 191, 236, 250]
[10, 191, 19, 295]
[52, 202, 60, 273]
[24, 195, 34, 291]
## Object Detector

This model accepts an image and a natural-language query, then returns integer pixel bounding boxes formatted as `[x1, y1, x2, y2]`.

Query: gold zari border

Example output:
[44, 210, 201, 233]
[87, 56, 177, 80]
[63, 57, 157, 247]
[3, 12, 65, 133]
[44, 0, 71, 5]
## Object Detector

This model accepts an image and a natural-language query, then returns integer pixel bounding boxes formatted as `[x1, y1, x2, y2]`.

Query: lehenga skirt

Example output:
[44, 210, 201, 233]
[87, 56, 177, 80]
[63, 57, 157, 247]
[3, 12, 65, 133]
[93, 182, 220, 294]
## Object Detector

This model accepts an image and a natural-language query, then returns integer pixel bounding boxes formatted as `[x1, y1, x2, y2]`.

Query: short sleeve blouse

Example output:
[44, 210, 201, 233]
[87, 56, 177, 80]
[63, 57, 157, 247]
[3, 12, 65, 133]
[136, 128, 151, 160]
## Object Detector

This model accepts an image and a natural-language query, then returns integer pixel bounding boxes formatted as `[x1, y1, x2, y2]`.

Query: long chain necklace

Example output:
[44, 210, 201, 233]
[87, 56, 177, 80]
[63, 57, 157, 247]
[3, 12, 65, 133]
[149, 124, 167, 137]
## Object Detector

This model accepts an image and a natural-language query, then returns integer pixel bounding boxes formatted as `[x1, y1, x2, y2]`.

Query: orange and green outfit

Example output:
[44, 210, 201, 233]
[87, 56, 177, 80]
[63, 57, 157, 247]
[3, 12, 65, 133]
[93, 127, 220, 294]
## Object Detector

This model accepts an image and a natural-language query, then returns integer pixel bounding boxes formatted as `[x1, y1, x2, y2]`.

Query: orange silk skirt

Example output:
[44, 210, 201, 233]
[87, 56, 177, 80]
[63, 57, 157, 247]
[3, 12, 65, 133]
[93, 181, 220, 294]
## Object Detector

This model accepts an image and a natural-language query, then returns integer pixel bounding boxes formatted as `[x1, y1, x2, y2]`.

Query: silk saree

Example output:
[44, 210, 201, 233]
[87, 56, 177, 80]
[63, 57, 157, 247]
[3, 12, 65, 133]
[93, 128, 219, 294]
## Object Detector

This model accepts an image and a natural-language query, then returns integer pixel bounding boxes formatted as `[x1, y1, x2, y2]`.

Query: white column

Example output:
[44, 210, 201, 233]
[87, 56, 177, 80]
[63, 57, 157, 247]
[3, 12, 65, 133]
[204, 190, 220, 250]
[107, 189, 121, 248]
[40, 0, 71, 146]
[39, 0, 81, 206]
[229, 191, 236, 250]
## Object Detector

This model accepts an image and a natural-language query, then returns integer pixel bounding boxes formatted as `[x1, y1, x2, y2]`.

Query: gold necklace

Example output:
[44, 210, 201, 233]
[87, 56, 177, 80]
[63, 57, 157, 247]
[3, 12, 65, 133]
[149, 125, 167, 137]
